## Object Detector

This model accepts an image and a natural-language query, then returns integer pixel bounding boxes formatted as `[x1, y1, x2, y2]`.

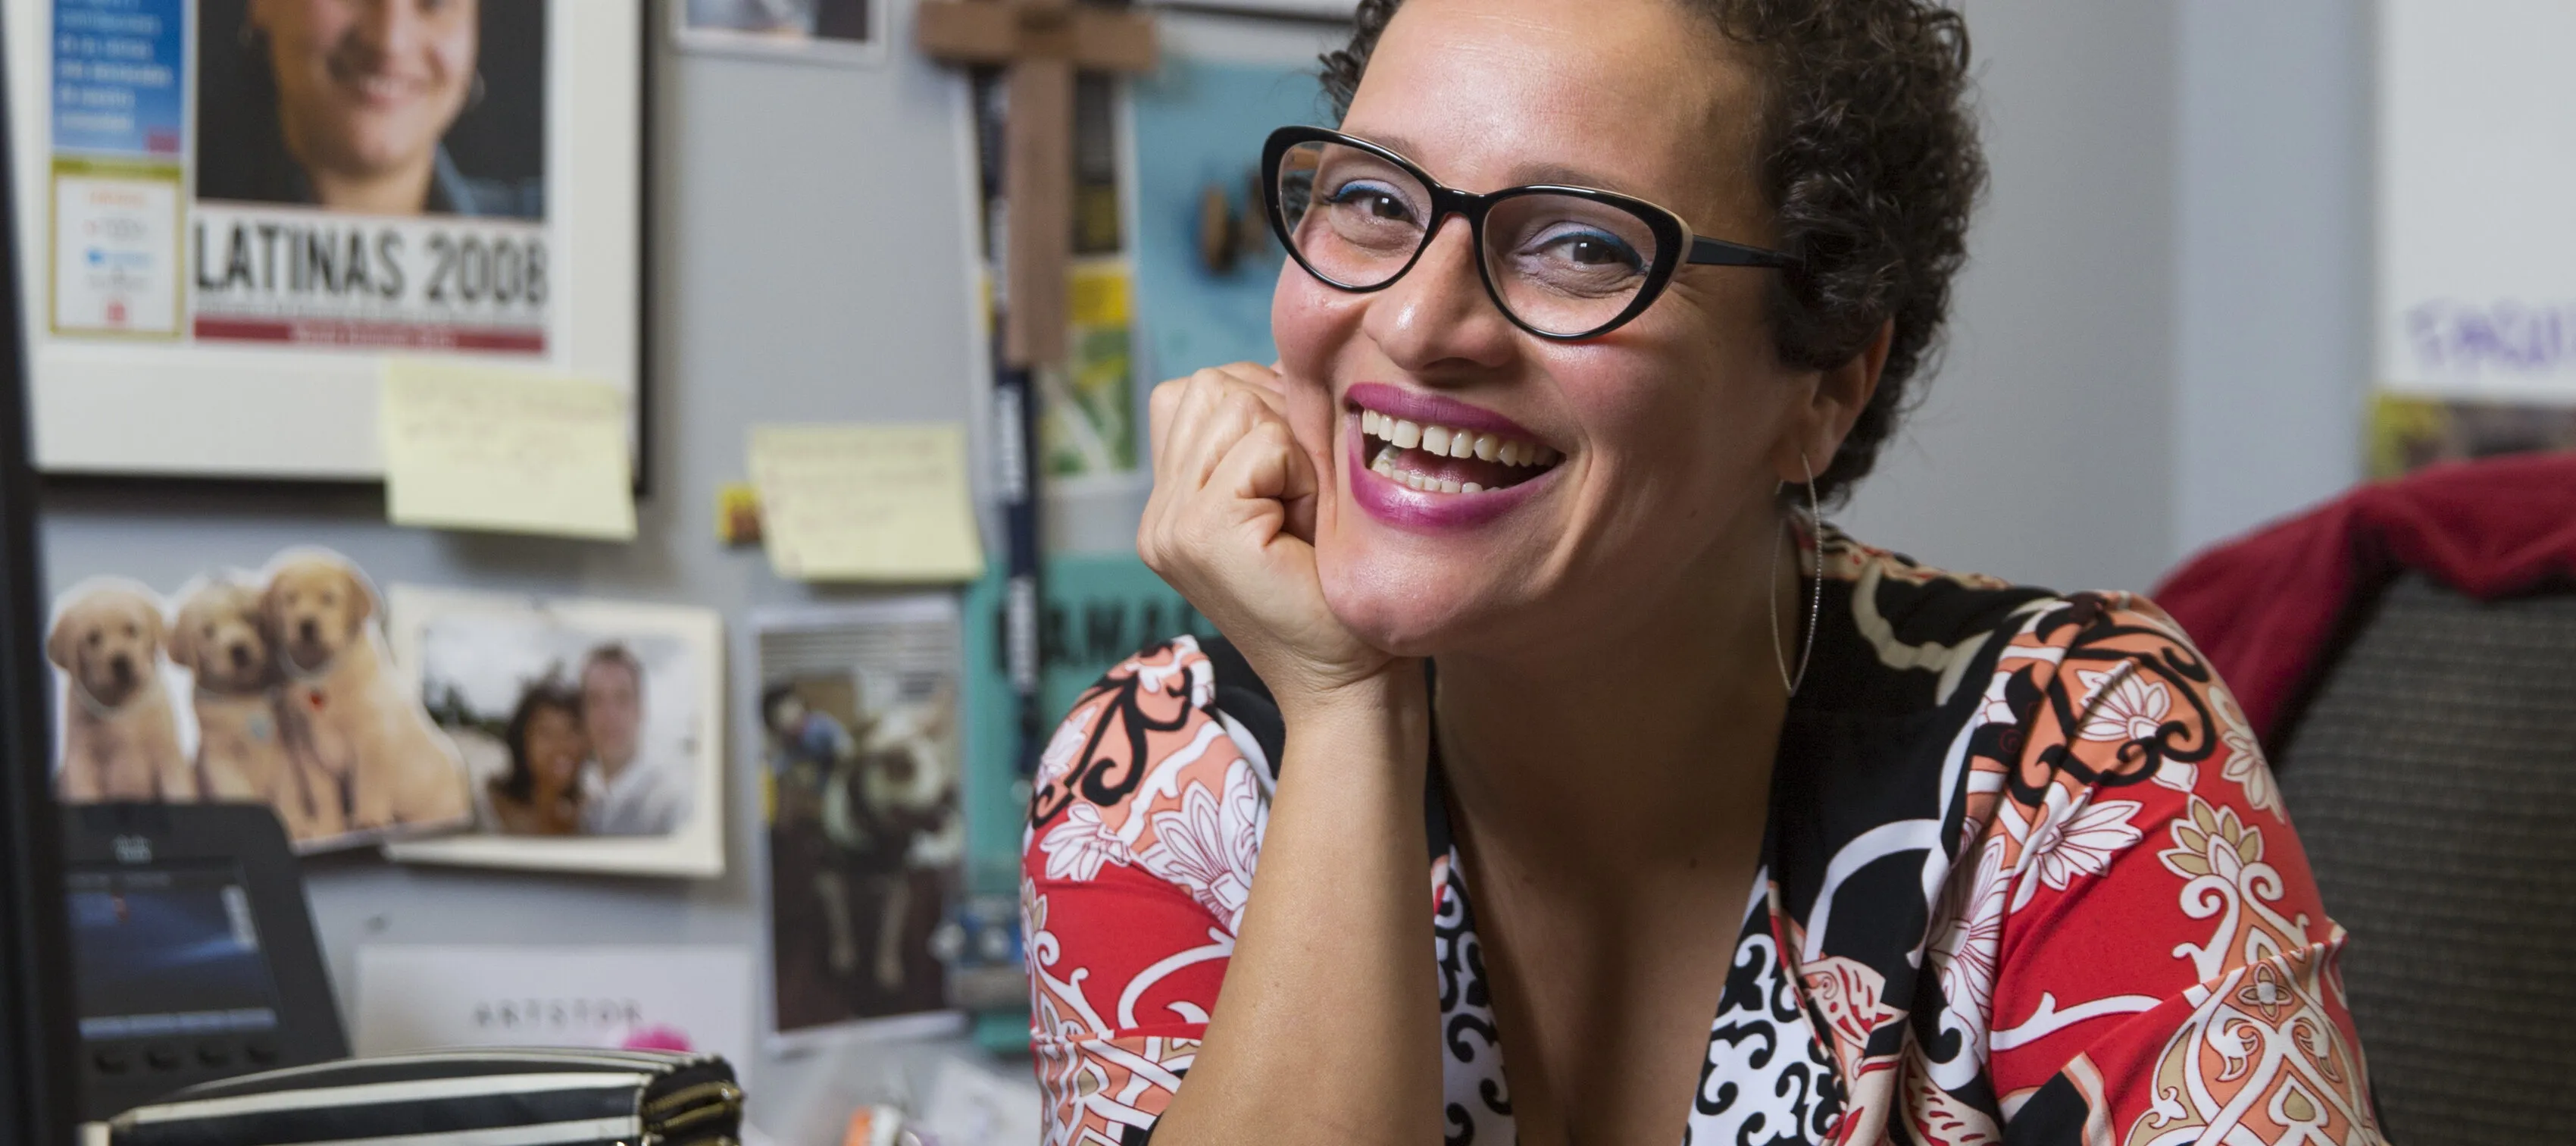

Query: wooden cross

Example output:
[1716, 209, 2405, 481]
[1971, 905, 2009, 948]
[918, 0, 1158, 367]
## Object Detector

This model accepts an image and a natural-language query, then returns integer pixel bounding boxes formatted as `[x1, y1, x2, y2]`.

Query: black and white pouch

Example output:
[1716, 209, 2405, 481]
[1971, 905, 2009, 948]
[105, 1047, 743, 1146]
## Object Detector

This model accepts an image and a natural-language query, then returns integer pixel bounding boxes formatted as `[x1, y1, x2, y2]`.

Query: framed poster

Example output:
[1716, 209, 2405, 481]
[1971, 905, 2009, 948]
[6, 0, 646, 481]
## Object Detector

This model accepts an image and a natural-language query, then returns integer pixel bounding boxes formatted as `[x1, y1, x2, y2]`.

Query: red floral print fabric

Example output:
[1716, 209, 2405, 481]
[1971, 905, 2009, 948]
[1022, 534, 2387, 1146]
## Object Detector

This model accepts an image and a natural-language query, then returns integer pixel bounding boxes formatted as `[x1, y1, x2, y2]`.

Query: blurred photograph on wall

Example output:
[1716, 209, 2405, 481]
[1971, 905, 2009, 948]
[753, 598, 965, 1045]
[674, 0, 883, 66]
[383, 587, 726, 878]
[46, 547, 473, 853]
[2368, 393, 2576, 479]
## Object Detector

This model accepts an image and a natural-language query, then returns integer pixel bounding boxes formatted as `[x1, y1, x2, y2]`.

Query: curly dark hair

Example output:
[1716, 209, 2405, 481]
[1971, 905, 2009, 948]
[496, 678, 585, 805]
[1319, 0, 1984, 505]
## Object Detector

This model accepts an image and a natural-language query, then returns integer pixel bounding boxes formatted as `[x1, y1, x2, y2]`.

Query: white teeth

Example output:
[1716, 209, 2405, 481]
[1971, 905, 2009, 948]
[1358, 411, 1557, 470]
[1375, 466, 1501, 496]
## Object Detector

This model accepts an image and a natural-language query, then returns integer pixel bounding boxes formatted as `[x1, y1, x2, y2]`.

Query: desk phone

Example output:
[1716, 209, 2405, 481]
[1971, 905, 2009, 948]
[61, 803, 347, 1123]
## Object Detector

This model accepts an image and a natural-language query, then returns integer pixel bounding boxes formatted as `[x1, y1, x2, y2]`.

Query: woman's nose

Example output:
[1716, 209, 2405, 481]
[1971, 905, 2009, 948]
[1361, 215, 1518, 377]
[349, 0, 422, 58]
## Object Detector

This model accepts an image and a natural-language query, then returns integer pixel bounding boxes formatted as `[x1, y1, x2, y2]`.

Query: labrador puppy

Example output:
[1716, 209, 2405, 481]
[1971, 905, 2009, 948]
[49, 584, 189, 802]
[264, 553, 468, 831]
[171, 581, 345, 844]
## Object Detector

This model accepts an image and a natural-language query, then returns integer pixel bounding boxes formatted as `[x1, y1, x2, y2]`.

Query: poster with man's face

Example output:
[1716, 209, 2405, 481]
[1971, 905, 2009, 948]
[186, 0, 552, 352]
[383, 588, 727, 879]
[11, 0, 644, 481]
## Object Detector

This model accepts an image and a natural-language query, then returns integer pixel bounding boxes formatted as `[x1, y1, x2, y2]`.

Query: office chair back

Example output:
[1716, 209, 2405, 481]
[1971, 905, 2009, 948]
[2274, 573, 2576, 1145]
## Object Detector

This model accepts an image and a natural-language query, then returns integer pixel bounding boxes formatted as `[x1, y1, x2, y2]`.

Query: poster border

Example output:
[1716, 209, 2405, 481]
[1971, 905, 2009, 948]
[7, 0, 655, 493]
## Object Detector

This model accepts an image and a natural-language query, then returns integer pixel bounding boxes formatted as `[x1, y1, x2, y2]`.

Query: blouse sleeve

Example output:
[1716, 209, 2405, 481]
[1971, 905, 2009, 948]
[1021, 637, 1269, 1144]
[1974, 595, 2388, 1144]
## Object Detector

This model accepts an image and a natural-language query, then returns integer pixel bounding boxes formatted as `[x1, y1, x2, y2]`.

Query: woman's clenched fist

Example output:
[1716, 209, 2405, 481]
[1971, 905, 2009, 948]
[1139, 363, 1408, 712]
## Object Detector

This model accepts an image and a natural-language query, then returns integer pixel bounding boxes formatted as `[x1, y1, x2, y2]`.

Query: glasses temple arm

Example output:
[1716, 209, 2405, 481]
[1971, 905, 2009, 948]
[1685, 236, 1801, 270]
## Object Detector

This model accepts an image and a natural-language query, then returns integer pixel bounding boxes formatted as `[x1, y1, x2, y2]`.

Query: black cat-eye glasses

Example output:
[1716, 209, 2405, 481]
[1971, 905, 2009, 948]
[1261, 125, 1801, 340]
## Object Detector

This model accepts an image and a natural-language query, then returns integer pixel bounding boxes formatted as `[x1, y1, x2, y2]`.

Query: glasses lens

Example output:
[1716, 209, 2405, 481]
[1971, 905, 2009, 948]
[1483, 192, 1662, 337]
[1275, 139, 1433, 290]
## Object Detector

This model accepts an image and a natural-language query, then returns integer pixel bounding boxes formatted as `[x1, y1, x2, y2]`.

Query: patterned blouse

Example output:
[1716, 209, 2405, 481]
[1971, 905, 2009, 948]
[1021, 532, 2387, 1145]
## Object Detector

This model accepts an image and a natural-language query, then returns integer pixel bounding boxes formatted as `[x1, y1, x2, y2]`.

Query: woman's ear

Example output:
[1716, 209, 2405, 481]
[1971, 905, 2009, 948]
[1774, 319, 1893, 486]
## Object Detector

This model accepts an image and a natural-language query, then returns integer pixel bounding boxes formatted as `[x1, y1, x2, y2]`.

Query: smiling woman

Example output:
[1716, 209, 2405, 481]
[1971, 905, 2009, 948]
[1024, 1, 2390, 1144]
[195, 0, 546, 218]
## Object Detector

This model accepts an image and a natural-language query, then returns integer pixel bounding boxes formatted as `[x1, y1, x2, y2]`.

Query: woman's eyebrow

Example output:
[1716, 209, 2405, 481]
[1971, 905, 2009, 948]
[1343, 130, 1651, 198]
[1510, 162, 1646, 196]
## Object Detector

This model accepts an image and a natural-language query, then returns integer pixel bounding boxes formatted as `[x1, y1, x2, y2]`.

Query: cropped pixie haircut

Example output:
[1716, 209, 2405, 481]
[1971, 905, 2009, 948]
[1320, 0, 1984, 506]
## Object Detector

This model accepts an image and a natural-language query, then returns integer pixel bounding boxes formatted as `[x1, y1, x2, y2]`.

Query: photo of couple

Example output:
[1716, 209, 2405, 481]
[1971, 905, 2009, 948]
[388, 588, 726, 878]
[448, 643, 685, 839]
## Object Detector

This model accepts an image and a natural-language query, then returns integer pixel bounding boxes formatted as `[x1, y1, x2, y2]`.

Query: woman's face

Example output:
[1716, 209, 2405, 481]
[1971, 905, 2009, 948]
[1277, 0, 1831, 658]
[252, 0, 478, 180]
[522, 706, 586, 798]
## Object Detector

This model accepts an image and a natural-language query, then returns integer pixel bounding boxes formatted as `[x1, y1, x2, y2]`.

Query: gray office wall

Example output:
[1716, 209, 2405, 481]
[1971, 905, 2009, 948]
[1839, 0, 2181, 594]
[2172, 0, 2371, 559]
[28, 0, 2374, 1129]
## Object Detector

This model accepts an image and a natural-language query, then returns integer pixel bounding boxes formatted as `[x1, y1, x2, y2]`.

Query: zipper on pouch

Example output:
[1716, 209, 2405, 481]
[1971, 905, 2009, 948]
[643, 1079, 745, 1140]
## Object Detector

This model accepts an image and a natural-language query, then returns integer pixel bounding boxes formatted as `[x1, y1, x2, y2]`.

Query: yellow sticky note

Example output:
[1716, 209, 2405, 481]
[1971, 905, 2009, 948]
[380, 361, 636, 540]
[748, 423, 985, 583]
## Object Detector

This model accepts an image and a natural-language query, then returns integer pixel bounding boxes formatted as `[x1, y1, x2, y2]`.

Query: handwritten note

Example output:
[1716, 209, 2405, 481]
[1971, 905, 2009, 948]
[749, 423, 985, 582]
[380, 362, 636, 540]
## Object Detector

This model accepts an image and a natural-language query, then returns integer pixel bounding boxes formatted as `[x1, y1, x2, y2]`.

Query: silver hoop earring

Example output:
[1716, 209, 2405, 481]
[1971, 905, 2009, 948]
[467, 71, 487, 111]
[1769, 452, 1824, 697]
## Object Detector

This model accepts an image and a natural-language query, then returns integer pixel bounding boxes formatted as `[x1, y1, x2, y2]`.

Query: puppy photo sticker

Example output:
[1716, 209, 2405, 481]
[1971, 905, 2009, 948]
[48, 547, 474, 853]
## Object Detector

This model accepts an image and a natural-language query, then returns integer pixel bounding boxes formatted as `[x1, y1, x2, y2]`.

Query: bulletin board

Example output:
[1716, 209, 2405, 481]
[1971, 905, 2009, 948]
[5, 0, 646, 481]
[21, 0, 1356, 1123]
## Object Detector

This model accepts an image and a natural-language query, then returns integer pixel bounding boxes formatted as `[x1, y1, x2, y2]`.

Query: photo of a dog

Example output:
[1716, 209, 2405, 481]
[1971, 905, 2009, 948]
[265, 552, 471, 832]
[170, 580, 344, 841]
[47, 549, 474, 852]
[49, 580, 191, 803]
[753, 597, 964, 1041]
